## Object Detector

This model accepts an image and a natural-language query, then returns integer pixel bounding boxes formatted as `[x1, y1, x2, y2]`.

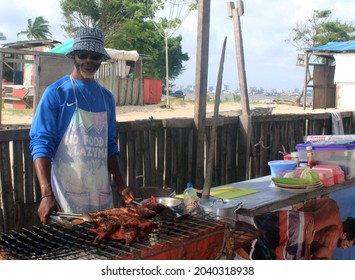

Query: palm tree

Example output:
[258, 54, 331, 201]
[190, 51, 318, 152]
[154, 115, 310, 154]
[17, 16, 52, 40]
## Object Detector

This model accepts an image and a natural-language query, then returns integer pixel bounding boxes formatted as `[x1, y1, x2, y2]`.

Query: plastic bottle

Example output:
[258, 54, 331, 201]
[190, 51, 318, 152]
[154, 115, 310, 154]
[306, 146, 316, 167]
[183, 182, 199, 210]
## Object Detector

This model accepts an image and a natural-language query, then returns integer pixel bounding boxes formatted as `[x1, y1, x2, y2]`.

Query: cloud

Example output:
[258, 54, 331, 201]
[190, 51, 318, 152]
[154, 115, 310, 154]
[173, 0, 355, 90]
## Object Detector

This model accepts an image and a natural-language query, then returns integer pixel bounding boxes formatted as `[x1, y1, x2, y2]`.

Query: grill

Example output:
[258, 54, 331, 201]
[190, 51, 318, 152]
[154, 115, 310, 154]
[0, 215, 226, 260]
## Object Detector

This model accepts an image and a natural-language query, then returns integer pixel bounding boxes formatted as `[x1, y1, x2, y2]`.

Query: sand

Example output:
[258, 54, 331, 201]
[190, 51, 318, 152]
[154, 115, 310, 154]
[0, 100, 336, 126]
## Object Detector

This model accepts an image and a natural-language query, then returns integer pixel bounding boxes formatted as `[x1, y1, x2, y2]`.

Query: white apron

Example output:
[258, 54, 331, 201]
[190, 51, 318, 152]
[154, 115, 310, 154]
[51, 77, 113, 213]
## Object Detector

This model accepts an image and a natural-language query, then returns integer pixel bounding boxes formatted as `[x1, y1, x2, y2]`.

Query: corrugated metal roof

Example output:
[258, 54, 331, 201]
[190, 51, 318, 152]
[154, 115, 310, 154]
[307, 41, 355, 53]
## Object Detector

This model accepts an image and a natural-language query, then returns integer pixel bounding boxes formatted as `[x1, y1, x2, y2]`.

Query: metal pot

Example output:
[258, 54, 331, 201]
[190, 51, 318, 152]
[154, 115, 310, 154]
[198, 197, 242, 221]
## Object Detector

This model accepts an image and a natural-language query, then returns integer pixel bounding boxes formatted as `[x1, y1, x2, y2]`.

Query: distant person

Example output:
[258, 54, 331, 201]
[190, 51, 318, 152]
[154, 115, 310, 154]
[30, 27, 134, 224]
[234, 197, 355, 260]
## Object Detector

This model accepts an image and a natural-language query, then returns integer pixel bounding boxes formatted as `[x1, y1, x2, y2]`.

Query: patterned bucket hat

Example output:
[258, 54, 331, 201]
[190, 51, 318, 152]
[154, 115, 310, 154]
[66, 27, 110, 61]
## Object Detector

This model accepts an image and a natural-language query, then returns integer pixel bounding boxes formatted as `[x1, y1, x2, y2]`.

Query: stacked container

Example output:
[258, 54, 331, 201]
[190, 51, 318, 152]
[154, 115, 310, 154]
[312, 164, 345, 185]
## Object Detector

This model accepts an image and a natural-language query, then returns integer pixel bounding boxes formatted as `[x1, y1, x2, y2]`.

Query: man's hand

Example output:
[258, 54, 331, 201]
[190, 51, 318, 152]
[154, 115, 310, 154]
[120, 187, 134, 205]
[37, 196, 60, 224]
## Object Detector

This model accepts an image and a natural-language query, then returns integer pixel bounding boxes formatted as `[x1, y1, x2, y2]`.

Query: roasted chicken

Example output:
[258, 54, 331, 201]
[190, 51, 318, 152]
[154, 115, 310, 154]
[87, 202, 165, 245]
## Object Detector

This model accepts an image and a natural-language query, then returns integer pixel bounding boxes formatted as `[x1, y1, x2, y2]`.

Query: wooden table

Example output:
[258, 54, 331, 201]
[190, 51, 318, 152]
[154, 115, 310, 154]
[218, 175, 355, 217]
[218, 176, 355, 260]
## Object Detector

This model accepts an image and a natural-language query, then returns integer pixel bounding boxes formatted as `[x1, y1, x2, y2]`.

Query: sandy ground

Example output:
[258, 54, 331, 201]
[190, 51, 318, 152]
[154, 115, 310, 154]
[0, 100, 340, 126]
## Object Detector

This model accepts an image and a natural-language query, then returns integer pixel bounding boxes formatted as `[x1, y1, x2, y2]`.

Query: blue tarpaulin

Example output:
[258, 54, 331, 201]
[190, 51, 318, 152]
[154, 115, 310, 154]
[48, 38, 74, 55]
[307, 41, 355, 52]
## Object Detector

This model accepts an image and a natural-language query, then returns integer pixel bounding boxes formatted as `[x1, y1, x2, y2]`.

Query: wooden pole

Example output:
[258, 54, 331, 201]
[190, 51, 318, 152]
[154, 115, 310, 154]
[303, 53, 309, 110]
[202, 37, 227, 199]
[194, 0, 211, 188]
[228, 1, 251, 180]
[0, 52, 3, 125]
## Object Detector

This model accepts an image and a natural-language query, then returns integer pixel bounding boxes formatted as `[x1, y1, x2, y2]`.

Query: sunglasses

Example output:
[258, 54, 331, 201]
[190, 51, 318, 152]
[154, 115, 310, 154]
[75, 51, 103, 61]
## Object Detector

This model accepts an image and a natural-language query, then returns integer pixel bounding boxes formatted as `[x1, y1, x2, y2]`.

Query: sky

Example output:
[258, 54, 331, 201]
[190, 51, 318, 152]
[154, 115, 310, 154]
[1, 0, 355, 91]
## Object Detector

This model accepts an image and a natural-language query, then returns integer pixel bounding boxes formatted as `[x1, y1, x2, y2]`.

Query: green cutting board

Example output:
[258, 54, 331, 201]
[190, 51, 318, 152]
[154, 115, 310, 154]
[209, 185, 258, 199]
[176, 185, 258, 199]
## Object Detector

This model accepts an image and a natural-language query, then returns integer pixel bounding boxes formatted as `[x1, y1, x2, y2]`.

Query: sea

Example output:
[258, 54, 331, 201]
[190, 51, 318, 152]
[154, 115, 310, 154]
[181, 92, 312, 105]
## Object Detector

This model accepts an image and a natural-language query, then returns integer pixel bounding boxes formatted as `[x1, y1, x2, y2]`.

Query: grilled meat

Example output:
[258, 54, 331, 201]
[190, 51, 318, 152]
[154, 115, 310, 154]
[87, 204, 164, 245]
[140, 201, 167, 213]
[92, 207, 140, 217]
[108, 227, 137, 246]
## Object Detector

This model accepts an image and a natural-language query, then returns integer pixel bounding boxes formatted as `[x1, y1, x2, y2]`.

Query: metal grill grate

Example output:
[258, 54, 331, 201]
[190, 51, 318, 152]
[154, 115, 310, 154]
[0, 215, 226, 260]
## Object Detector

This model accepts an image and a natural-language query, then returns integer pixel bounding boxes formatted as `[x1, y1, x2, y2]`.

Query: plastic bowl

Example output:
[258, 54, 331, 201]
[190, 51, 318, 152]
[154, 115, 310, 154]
[268, 160, 297, 177]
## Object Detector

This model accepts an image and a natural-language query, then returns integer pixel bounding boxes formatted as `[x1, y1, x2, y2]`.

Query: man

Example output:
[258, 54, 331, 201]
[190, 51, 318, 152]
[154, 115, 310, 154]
[30, 27, 134, 224]
[234, 197, 355, 260]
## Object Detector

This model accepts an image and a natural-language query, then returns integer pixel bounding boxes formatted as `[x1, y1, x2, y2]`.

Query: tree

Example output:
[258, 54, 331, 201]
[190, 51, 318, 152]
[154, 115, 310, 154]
[146, 0, 197, 106]
[286, 10, 355, 49]
[17, 16, 52, 40]
[285, 10, 355, 104]
[60, 0, 155, 37]
[60, 0, 190, 82]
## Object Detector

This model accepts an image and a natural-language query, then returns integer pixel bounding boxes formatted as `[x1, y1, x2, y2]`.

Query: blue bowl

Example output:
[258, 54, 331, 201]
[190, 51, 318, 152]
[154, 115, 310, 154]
[268, 160, 297, 177]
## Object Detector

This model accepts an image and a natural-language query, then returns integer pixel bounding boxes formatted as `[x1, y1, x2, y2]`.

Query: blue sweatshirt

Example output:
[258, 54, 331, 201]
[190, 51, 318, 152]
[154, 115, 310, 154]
[29, 75, 119, 160]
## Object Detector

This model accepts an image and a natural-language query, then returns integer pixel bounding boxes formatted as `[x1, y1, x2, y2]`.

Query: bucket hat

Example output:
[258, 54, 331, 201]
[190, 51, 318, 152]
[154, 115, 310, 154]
[66, 27, 110, 61]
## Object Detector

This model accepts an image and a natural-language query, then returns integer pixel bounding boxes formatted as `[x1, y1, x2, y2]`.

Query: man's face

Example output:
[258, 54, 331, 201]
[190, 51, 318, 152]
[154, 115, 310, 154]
[74, 51, 103, 79]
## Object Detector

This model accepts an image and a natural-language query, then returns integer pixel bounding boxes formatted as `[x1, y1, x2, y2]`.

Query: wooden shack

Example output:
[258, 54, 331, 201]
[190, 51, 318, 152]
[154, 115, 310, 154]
[0, 42, 151, 122]
[303, 41, 355, 110]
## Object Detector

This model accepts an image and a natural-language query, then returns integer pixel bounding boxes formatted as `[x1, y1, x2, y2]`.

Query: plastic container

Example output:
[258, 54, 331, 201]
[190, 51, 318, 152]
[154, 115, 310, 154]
[296, 142, 355, 179]
[311, 169, 334, 187]
[268, 160, 297, 177]
[183, 182, 199, 210]
[297, 161, 308, 170]
[276, 169, 303, 178]
[312, 164, 345, 184]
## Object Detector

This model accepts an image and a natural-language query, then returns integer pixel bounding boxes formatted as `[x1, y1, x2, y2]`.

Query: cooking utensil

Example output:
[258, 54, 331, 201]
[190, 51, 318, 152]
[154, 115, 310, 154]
[132, 200, 142, 206]
[175, 206, 198, 219]
[49, 214, 74, 229]
[155, 197, 182, 207]
[54, 212, 94, 222]
[198, 197, 243, 221]
[134, 197, 185, 219]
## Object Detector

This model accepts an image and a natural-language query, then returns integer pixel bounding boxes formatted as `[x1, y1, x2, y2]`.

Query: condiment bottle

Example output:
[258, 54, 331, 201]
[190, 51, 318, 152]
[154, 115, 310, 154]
[306, 146, 316, 167]
[183, 182, 199, 210]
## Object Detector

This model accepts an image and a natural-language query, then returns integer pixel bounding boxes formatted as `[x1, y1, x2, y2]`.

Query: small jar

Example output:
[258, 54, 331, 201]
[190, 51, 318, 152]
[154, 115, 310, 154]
[290, 152, 299, 166]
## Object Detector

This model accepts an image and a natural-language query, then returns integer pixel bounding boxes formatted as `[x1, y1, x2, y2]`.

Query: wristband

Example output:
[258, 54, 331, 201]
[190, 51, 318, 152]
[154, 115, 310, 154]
[41, 194, 55, 200]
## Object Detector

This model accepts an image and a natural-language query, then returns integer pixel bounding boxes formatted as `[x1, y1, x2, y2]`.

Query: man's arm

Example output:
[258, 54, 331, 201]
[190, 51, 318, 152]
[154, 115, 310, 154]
[304, 219, 315, 260]
[108, 154, 134, 204]
[34, 157, 60, 224]
[308, 226, 340, 260]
